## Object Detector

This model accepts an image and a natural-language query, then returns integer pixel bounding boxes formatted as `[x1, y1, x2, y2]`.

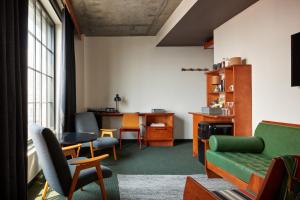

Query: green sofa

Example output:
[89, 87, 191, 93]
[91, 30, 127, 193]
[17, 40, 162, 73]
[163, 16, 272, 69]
[206, 121, 300, 184]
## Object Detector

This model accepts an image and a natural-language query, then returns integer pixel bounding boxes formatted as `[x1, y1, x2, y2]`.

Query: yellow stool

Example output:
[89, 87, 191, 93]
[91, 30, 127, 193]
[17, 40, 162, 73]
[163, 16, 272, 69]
[100, 129, 117, 160]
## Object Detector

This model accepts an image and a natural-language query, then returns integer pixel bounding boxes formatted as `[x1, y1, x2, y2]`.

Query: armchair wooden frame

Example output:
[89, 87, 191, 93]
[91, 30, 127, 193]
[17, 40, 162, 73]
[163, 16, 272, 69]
[88, 129, 117, 160]
[42, 144, 109, 200]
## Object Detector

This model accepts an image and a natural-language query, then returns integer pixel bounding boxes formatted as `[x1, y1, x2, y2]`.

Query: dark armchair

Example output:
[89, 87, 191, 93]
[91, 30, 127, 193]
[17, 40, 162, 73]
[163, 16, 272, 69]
[75, 112, 119, 160]
[31, 124, 112, 200]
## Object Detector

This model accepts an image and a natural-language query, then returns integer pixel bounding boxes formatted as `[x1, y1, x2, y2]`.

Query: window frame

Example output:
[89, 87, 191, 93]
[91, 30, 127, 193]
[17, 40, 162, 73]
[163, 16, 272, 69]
[28, 0, 56, 145]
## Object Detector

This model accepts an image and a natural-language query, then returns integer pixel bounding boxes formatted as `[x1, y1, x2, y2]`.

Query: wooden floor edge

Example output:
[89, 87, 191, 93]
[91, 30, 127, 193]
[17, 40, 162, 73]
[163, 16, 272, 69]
[206, 161, 248, 190]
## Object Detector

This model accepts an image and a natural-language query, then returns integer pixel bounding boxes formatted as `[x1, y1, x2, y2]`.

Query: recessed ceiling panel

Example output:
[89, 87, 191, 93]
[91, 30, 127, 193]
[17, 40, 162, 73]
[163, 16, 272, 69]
[157, 0, 258, 46]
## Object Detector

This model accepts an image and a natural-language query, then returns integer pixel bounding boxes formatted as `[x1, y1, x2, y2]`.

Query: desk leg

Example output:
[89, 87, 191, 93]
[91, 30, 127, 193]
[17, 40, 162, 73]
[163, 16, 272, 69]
[90, 141, 94, 158]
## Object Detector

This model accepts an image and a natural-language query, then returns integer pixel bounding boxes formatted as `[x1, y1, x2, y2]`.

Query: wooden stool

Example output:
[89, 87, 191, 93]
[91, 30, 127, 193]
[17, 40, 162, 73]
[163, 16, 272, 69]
[100, 129, 118, 160]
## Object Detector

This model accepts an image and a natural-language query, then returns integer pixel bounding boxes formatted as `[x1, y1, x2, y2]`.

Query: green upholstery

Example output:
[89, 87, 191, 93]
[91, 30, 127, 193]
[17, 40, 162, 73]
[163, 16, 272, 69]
[254, 123, 300, 157]
[206, 122, 300, 184]
[206, 150, 272, 182]
[209, 135, 264, 153]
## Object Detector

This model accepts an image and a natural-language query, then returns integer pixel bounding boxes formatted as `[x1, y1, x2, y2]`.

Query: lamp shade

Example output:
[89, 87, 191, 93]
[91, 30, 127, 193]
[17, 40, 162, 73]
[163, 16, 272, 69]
[211, 76, 220, 85]
[114, 94, 121, 102]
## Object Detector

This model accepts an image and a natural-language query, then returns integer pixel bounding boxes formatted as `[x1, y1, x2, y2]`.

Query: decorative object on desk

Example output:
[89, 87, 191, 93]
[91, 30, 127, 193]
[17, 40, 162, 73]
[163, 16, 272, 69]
[201, 107, 222, 115]
[151, 108, 166, 113]
[213, 63, 222, 70]
[225, 102, 235, 115]
[229, 57, 242, 66]
[150, 123, 166, 127]
[211, 76, 220, 85]
[181, 68, 209, 72]
[105, 107, 117, 113]
[114, 94, 122, 112]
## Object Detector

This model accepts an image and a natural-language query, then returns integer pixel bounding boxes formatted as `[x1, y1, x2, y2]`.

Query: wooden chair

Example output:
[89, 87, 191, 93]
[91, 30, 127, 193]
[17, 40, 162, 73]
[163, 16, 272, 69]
[183, 156, 300, 200]
[31, 124, 113, 200]
[119, 113, 141, 149]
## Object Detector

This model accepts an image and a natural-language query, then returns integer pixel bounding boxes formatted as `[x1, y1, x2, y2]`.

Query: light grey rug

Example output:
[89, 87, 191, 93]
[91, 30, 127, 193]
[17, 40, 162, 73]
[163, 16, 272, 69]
[117, 174, 236, 200]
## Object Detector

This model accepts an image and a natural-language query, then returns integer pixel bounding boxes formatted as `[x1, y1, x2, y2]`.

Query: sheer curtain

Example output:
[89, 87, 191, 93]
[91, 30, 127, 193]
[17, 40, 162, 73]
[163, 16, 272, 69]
[57, 8, 77, 136]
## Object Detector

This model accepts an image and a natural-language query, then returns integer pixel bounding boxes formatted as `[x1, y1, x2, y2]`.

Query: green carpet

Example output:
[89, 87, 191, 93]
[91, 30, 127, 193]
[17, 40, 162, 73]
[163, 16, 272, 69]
[27, 141, 204, 200]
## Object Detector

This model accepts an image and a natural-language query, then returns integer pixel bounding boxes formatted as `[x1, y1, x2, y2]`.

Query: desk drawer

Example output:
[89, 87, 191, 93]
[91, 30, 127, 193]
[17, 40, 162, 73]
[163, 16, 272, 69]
[146, 127, 173, 140]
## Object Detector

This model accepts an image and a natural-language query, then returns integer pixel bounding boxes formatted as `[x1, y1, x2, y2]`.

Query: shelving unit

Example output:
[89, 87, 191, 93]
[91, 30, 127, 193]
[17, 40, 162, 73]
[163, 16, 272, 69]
[206, 65, 252, 135]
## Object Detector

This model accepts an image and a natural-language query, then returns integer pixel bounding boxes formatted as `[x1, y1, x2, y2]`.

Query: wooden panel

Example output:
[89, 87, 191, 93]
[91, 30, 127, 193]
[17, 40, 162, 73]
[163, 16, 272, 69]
[206, 161, 248, 190]
[233, 66, 252, 136]
[262, 120, 300, 128]
[183, 176, 217, 200]
[248, 173, 265, 194]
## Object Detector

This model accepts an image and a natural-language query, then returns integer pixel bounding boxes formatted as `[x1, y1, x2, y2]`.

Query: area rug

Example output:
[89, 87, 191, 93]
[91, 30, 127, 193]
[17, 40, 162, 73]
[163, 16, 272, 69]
[117, 174, 236, 200]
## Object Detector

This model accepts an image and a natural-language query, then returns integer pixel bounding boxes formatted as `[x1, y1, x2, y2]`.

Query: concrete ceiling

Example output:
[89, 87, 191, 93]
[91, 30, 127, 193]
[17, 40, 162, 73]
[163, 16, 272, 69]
[72, 0, 183, 36]
[158, 0, 259, 46]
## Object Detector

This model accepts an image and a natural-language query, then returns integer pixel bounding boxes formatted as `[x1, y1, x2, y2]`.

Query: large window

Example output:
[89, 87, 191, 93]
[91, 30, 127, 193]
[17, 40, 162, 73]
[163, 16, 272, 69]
[28, 0, 55, 141]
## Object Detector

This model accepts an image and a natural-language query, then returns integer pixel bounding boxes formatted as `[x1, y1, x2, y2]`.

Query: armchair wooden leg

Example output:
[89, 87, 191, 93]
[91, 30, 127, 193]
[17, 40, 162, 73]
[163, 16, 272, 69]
[42, 181, 49, 200]
[138, 130, 141, 149]
[95, 165, 107, 200]
[89, 141, 95, 158]
[113, 145, 117, 160]
[119, 129, 122, 150]
[68, 168, 80, 200]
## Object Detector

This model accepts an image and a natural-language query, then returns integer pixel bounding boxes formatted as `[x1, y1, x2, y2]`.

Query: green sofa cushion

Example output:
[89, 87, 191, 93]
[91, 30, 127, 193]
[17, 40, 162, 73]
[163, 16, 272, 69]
[209, 135, 264, 153]
[206, 150, 272, 183]
[255, 122, 300, 157]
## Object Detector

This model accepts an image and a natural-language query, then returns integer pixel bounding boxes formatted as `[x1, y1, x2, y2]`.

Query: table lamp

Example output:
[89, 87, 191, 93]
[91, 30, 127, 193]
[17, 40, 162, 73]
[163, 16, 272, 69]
[114, 94, 122, 112]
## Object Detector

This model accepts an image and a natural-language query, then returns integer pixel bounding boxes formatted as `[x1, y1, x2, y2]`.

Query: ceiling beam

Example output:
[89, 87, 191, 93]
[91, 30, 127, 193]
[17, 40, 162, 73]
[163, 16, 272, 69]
[64, 0, 81, 39]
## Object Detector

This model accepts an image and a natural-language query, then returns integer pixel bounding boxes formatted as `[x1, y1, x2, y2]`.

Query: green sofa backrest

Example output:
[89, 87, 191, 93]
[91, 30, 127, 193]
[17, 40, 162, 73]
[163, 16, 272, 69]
[254, 122, 300, 157]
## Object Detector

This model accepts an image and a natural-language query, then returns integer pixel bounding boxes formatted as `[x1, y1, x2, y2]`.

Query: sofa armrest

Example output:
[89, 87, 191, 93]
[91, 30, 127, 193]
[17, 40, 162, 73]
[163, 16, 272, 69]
[209, 135, 264, 153]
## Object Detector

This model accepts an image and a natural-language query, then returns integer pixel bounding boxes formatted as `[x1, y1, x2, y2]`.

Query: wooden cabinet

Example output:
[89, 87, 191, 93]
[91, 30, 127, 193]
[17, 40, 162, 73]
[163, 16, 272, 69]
[143, 113, 174, 146]
[189, 64, 252, 157]
[206, 65, 252, 136]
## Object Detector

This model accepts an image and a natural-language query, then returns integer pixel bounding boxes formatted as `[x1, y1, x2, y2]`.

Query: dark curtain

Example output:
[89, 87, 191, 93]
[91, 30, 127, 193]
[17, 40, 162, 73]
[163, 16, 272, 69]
[0, 0, 28, 199]
[61, 8, 76, 132]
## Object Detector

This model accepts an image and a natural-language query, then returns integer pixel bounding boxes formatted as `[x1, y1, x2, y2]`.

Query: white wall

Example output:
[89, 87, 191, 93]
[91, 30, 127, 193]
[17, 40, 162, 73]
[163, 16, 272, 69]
[80, 36, 213, 139]
[214, 0, 300, 131]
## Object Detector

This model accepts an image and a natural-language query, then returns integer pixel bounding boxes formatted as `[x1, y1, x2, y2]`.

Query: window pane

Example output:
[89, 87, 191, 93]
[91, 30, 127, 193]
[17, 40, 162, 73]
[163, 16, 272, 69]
[36, 72, 41, 103]
[28, 103, 35, 125]
[42, 75, 47, 103]
[47, 23, 52, 49]
[47, 77, 54, 102]
[48, 103, 54, 129]
[47, 51, 54, 76]
[28, 1, 35, 34]
[28, 34, 35, 68]
[28, 68, 35, 102]
[42, 14, 47, 45]
[36, 41, 41, 71]
[42, 103, 47, 126]
[42, 46, 47, 73]
[36, 4, 41, 41]
[35, 102, 41, 125]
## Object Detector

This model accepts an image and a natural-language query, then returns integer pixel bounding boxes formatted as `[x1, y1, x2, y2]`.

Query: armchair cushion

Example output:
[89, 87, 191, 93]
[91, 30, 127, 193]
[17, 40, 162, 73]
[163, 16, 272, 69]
[82, 137, 118, 148]
[209, 135, 264, 153]
[68, 157, 113, 190]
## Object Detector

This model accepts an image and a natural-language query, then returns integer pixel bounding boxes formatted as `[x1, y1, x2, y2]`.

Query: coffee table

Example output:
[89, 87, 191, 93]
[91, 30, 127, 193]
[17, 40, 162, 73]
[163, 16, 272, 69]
[59, 132, 98, 157]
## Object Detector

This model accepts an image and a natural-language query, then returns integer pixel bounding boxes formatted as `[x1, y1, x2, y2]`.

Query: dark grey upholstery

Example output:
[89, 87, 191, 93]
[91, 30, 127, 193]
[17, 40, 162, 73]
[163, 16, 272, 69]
[31, 124, 112, 197]
[75, 112, 118, 149]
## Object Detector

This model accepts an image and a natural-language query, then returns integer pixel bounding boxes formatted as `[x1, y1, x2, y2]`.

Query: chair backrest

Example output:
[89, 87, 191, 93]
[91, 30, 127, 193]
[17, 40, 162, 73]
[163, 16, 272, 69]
[257, 155, 300, 199]
[75, 112, 99, 134]
[122, 113, 139, 129]
[254, 121, 300, 157]
[30, 124, 72, 196]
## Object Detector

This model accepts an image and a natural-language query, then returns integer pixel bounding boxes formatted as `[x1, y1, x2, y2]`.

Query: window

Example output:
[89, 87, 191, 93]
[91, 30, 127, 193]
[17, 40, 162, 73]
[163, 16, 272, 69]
[28, 0, 55, 142]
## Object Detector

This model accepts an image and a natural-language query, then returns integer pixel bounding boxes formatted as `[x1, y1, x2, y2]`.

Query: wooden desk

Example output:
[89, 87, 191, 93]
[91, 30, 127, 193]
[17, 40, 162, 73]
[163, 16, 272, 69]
[92, 111, 174, 147]
[189, 112, 233, 157]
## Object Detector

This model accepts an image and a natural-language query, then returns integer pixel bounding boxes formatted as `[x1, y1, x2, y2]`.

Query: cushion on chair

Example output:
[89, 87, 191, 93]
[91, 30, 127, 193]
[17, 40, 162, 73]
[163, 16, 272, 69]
[209, 135, 264, 153]
[68, 161, 112, 190]
[206, 150, 272, 183]
[81, 137, 118, 148]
